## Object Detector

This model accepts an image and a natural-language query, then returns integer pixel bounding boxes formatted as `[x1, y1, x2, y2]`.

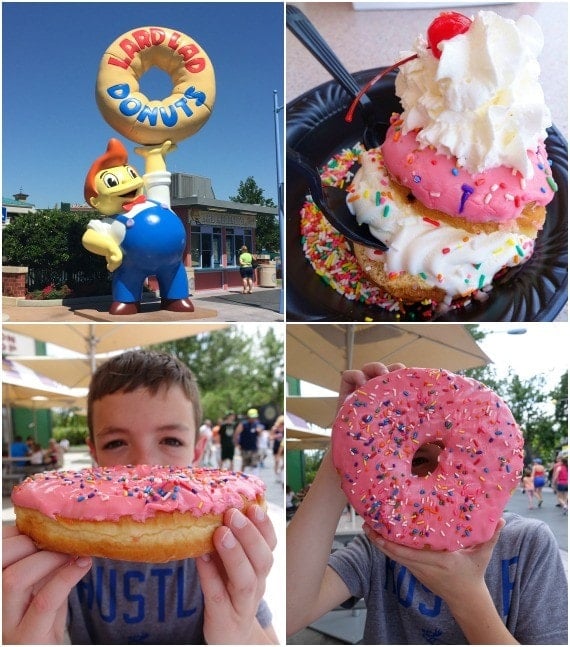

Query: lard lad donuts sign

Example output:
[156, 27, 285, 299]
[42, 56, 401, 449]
[81, 25, 215, 315]
[96, 26, 216, 145]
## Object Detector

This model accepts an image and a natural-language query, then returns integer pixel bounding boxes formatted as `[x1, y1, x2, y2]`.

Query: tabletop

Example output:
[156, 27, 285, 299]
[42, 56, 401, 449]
[286, 2, 568, 141]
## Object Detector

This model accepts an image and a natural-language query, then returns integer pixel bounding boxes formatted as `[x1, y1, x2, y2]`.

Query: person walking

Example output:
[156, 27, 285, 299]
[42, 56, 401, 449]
[531, 458, 547, 507]
[198, 418, 215, 467]
[238, 245, 255, 294]
[235, 408, 264, 473]
[219, 411, 237, 471]
[521, 468, 536, 509]
[271, 415, 284, 483]
[552, 456, 568, 514]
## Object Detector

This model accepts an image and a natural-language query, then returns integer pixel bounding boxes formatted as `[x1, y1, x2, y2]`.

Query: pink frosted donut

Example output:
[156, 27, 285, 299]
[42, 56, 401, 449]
[331, 367, 523, 550]
[12, 465, 266, 562]
[381, 119, 557, 225]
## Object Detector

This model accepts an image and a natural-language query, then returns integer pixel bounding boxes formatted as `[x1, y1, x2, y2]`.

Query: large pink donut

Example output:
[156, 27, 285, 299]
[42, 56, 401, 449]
[12, 466, 266, 562]
[331, 367, 523, 550]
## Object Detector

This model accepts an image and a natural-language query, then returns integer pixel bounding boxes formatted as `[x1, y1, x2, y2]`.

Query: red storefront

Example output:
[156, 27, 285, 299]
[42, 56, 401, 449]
[170, 173, 277, 291]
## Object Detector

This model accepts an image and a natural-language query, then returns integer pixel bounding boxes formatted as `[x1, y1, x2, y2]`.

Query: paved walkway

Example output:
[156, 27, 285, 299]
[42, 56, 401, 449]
[2, 286, 284, 323]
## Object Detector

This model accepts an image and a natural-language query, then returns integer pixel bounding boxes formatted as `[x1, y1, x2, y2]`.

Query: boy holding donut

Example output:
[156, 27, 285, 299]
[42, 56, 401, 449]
[287, 362, 568, 644]
[3, 350, 279, 644]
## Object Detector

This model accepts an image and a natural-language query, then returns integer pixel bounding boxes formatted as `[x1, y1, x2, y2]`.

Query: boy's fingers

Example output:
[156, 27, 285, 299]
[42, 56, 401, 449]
[245, 505, 278, 551]
[2, 532, 39, 567]
[21, 557, 92, 640]
[197, 508, 275, 619]
[226, 508, 274, 577]
[3, 551, 91, 636]
[338, 363, 406, 405]
[195, 551, 230, 608]
[211, 525, 258, 617]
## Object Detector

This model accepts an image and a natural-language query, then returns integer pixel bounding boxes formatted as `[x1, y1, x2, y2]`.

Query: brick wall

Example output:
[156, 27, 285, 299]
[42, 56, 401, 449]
[2, 266, 28, 297]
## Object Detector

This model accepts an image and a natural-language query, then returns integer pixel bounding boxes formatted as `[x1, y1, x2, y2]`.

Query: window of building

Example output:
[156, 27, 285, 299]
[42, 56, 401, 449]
[191, 226, 222, 268]
[225, 228, 253, 266]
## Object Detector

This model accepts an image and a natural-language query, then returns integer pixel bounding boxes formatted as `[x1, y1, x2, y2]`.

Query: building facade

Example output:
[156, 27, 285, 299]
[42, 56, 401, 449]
[170, 173, 277, 291]
[3, 176, 277, 295]
[2, 191, 37, 226]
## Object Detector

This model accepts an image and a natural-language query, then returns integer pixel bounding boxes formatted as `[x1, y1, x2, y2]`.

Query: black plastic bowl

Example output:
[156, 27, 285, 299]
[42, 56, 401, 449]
[286, 68, 568, 322]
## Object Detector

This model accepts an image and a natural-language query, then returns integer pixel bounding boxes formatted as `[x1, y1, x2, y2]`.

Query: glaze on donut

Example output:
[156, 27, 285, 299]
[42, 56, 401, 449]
[12, 465, 265, 562]
[381, 120, 556, 226]
[96, 26, 216, 145]
[331, 367, 523, 550]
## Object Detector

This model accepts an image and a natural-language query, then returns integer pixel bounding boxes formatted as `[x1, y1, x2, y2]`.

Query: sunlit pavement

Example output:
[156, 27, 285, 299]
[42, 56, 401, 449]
[2, 286, 284, 323]
[504, 485, 567, 576]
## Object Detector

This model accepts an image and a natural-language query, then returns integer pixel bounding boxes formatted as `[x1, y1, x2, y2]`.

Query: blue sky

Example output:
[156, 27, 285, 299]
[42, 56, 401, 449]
[2, 2, 284, 209]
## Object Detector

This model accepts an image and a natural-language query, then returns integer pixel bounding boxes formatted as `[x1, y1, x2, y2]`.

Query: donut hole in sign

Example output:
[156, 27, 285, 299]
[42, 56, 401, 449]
[411, 441, 444, 477]
[139, 66, 173, 102]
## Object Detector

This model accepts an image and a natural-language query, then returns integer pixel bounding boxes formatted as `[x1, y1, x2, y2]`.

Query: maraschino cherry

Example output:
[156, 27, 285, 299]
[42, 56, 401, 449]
[345, 12, 472, 124]
[427, 11, 472, 58]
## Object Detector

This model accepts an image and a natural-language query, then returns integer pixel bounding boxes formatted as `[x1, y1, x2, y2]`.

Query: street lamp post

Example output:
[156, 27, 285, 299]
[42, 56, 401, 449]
[273, 90, 284, 315]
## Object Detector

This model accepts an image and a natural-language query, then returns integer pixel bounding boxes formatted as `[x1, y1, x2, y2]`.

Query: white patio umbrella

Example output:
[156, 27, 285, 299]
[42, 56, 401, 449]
[285, 411, 331, 451]
[6, 392, 87, 411]
[2, 359, 87, 446]
[286, 396, 338, 430]
[286, 323, 490, 393]
[13, 356, 110, 390]
[2, 358, 84, 405]
[4, 323, 229, 388]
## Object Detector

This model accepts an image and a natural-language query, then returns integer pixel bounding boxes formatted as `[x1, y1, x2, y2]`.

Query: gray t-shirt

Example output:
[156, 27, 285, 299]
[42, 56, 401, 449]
[67, 557, 272, 644]
[329, 513, 567, 644]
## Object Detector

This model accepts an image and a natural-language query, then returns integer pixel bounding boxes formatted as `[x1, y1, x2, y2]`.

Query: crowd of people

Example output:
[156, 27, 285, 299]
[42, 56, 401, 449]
[9, 435, 67, 471]
[197, 409, 284, 481]
[521, 455, 568, 513]
[521, 454, 568, 514]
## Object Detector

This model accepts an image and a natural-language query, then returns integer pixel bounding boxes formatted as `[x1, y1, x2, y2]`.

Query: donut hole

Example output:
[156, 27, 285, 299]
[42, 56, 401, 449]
[139, 67, 173, 102]
[411, 441, 444, 477]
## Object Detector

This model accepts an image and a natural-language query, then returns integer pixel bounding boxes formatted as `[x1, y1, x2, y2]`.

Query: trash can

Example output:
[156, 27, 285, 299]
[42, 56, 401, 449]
[185, 267, 195, 293]
[258, 261, 277, 288]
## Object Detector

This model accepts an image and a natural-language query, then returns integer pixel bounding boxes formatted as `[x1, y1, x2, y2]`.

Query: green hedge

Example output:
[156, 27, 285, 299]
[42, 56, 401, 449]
[52, 427, 89, 446]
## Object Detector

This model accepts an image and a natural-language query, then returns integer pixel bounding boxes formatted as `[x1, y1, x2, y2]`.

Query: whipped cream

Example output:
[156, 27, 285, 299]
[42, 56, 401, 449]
[396, 11, 552, 178]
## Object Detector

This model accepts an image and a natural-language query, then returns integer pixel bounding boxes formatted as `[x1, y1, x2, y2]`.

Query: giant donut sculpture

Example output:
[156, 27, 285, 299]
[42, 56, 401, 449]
[96, 26, 216, 145]
[331, 367, 523, 550]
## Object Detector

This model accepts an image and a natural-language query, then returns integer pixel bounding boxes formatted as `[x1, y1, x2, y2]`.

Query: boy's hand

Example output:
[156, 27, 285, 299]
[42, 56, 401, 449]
[196, 505, 278, 644]
[363, 518, 505, 605]
[2, 526, 92, 644]
[337, 362, 405, 410]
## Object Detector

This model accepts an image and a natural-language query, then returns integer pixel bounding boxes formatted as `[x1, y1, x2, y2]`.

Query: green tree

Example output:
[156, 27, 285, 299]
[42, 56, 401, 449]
[303, 449, 326, 485]
[3, 210, 89, 270]
[464, 327, 566, 462]
[229, 177, 276, 207]
[229, 176, 279, 252]
[152, 326, 283, 423]
[2, 209, 110, 294]
[550, 371, 568, 455]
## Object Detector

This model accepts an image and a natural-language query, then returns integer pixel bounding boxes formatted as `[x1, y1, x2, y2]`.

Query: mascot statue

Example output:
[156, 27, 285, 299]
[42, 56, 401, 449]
[83, 26, 215, 315]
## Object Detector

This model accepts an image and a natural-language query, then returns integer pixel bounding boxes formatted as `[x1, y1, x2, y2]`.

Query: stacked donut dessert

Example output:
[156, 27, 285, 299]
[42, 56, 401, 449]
[11, 465, 266, 563]
[346, 10, 557, 307]
[331, 367, 524, 550]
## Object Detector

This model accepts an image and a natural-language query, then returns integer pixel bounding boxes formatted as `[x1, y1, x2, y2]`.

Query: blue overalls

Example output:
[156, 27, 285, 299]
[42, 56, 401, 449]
[112, 200, 189, 303]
